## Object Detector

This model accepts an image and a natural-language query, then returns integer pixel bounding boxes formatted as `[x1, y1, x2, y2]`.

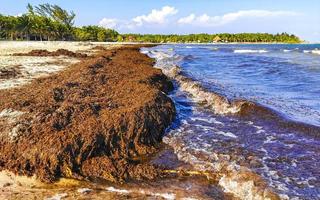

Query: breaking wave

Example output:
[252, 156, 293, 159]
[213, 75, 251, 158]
[302, 49, 320, 55]
[142, 49, 310, 126]
[234, 49, 268, 53]
[142, 45, 320, 200]
[142, 49, 245, 115]
[312, 49, 320, 55]
[142, 48, 320, 137]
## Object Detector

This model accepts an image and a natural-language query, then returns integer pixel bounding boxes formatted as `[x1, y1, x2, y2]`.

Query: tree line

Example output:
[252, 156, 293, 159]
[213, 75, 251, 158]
[0, 4, 119, 42]
[122, 33, 301, 43]
[0, 4, 301, 43]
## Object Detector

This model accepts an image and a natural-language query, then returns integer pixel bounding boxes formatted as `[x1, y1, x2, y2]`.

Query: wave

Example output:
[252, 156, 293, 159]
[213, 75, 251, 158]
[283, 49, 292, 52]
[145, 51, 244, 115]
[311, 49, 320, 55]
[142, 46, 320, 199]
[142, 48, 320, 138]
[234, 49, 268, 53]
[303, 49, 320, 55]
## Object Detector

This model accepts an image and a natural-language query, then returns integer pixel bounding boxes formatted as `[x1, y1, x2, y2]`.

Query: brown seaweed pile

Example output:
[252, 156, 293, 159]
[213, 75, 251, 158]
[0, 45, 175, 183]
[0, 65, 22, 79]
[13, 49, 88, 58]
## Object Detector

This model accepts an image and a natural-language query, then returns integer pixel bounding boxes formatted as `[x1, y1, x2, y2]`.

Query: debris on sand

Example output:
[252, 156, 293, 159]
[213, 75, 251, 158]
[13, 49, 88, 58]
[0, 45, 175, 183]
[0, 66, 22, 79]
[91, 46, 108, 51]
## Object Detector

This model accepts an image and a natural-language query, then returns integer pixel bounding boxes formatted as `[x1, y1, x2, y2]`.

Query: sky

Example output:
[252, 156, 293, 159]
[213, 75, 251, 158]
[1, 0, 320, 42]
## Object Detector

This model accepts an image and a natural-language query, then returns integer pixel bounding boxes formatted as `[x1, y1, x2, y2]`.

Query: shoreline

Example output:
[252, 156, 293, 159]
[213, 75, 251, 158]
[0, 43, 241, 199]
[0, 40, 310, 45]
[2, 42, 307, 199]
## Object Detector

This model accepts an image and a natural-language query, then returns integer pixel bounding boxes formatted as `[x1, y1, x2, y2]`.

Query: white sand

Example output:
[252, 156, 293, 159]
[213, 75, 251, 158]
[0, 41, 121, 90]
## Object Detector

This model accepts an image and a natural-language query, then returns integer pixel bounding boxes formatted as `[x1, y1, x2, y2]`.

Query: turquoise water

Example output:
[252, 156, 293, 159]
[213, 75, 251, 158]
[143, 44, 320, 199]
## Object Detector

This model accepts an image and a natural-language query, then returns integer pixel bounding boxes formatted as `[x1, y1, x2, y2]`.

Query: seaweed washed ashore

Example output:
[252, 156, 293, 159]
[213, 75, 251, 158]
[0, 45, 175, 183]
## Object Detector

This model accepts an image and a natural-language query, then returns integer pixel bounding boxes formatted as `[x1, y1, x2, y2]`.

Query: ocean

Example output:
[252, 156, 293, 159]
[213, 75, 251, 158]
[142, 44, 320, 199]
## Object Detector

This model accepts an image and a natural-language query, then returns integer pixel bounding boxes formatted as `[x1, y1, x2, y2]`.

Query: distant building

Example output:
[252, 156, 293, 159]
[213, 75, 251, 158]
[213, 36, 221, 43]
[127, 35, 135, 42]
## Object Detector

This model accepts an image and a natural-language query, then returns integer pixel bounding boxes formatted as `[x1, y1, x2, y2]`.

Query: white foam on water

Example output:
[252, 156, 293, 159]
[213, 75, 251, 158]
[163, 132, 280, 200]
[234, 49, 268, 53]
[190, 116, 224, 125]
[216, 131, 237, 138]
[264, 136, 276, 144]
[283, 49, 291, 52]
[143, 47, 283, 199]
[219, 174, 276, 200]
[142, 48, 246, 115]
[311, 49, 320, 55]
[143, 46, 320, 200]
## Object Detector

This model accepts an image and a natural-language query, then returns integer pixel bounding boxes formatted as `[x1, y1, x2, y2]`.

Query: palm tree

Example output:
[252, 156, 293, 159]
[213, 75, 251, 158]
[16, 14, 32, 40]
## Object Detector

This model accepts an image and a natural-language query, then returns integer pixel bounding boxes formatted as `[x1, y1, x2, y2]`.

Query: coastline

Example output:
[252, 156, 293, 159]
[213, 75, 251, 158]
[3, 42, 317, 199]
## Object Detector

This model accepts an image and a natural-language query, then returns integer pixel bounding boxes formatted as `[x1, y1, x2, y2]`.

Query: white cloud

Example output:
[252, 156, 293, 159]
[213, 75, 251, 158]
[99, 6, 178, 30]
[98, 8, 299, 31]
[178, 10, 299, 27]
[99, 18, 118, 29]
[132, 6, 178, 26]
[177, 14, 195, 24]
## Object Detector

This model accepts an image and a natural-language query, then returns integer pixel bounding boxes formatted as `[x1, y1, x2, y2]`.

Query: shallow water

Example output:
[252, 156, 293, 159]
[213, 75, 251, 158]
[142, 44, 320, 200]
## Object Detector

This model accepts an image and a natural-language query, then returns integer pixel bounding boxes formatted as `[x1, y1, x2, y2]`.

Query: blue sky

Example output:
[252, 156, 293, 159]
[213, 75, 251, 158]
[1, 0, 319, 42]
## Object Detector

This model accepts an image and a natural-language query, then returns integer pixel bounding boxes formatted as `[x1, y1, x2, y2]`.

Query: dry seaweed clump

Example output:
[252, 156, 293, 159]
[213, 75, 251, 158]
[0, 66, 22, 79]
[0, 45, 175, 183]
[13, 48, 88, 58]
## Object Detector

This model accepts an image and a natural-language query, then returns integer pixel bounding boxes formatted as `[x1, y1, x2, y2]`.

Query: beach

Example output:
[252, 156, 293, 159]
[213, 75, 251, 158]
[1, 42, 320, 200]
[0, 42, 238, 200]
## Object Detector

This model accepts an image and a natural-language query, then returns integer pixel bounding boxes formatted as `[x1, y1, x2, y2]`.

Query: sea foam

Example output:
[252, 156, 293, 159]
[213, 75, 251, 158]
[234, 49, 268, 53]
[142, 48, 247, 115]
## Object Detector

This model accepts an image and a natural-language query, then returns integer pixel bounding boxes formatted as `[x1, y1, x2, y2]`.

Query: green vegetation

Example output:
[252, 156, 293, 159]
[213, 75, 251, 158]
[0, 4, 301, 43]
[73, 26, 118, 42]
[0, 4, 119, 41]
[121, 33, 301, 43]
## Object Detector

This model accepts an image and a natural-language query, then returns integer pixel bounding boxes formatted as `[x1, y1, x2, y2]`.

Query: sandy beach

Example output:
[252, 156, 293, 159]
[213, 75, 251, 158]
[0, 42, 237, 200]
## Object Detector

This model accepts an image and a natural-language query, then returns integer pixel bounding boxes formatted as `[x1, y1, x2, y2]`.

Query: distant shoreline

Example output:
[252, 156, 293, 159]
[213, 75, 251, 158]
[0, 40, 312, 45]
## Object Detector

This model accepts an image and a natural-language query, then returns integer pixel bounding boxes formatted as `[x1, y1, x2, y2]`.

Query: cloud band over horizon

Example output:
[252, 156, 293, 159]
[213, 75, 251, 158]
[99, 6, 300, 30]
